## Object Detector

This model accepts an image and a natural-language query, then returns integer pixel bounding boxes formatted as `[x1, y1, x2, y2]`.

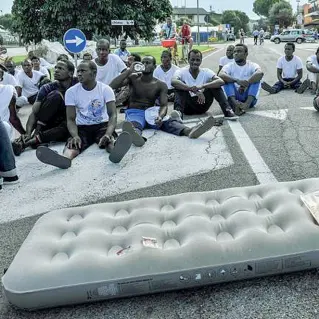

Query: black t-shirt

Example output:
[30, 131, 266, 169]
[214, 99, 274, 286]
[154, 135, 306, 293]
[36, 78, 78, 103]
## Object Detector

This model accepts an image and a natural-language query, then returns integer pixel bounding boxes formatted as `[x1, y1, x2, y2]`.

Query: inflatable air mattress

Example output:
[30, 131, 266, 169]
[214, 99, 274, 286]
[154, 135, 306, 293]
[3, 179, 319, 310]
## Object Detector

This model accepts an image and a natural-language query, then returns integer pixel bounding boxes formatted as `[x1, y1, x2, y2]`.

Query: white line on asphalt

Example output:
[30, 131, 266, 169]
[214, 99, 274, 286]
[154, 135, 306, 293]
[202, 47, 224, 60]
[227, 120, 278, 184]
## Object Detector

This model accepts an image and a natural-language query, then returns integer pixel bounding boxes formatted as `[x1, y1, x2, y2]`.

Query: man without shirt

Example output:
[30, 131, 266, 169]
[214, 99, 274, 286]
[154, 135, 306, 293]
[217, 45, 234, 75]
[110, 55, 222, 148]
[306, 47, 319, 94]
[16, 59, 46, 107]
[12, 60, 77, 156]
[171, 49, 237, 120]
[93, 39, 127, 85]
[153, 50, 179, 102]
[219, 44, 264, 116]
[262, 42, 309, 94]
[36, 61, 132, 168]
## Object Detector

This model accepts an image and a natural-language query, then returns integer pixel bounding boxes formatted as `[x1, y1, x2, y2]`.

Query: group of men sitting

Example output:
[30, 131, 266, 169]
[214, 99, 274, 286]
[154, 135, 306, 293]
[1, 38, 317, 189]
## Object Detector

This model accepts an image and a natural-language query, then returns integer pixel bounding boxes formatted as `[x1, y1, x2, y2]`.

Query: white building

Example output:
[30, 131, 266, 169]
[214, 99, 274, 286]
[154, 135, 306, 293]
[172, 7, 210, 26]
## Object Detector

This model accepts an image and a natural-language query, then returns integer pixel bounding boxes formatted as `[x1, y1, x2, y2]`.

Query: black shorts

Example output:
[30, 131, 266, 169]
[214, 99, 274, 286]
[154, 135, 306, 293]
[67, 122, 117, 153]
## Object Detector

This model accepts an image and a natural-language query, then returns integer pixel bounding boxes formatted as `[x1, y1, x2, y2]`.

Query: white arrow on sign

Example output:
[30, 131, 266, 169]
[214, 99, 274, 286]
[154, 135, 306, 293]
[65, 36, 84, 47]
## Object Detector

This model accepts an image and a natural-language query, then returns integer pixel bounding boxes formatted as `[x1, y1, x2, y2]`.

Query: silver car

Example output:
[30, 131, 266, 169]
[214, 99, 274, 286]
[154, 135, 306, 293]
[270, 29, 305, 44]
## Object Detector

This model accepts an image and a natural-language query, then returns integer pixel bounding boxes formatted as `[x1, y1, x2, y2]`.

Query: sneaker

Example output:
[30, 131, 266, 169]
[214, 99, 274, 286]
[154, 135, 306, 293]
[122, 121, 145, 147]
[3, 175, 19, 185]
[170, 110, 183, 122]
[296, 79, 310, 94]
[261, 81, 276, 94]
[188, 116, 222, 139]
[11, 140, 24, 156]
[36, 146, 71, 169]
[109, 132, 132, 163]
[224, 109, 239, 120]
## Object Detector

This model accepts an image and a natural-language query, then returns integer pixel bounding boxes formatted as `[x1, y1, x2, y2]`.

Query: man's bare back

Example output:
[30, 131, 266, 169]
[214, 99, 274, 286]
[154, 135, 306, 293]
[128, 74, 165, 110]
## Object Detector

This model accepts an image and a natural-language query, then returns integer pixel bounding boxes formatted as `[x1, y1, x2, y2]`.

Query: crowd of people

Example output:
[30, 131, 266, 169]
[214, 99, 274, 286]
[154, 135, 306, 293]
[0, 34, 318, 190]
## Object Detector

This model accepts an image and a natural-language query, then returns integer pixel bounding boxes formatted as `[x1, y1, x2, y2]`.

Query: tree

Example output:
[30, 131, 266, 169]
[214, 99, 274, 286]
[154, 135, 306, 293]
[253, 18, 269, 31]
[0, 14, 14, 32]
[175, 17, 193, 27]
[253, 0, 280, 18]
[221, 10, 249, 35]
[11, 0, 172, 44]
[268, 1, 294, 29]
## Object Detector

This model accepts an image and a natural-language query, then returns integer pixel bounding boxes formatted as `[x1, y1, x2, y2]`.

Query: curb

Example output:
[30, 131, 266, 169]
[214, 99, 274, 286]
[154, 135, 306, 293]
[201, 48, 216, 54]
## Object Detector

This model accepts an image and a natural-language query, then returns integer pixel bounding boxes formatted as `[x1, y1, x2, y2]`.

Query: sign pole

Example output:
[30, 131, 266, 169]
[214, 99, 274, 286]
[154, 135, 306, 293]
[74, 54, 78, 68]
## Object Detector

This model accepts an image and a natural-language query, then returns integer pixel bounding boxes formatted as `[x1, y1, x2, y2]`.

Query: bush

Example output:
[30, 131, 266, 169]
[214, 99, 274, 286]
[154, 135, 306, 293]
[208, 37, 218, 42]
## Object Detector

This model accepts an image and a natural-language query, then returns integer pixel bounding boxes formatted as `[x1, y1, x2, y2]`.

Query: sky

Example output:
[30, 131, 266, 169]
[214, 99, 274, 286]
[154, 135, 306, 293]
[0, 0, 308, 20]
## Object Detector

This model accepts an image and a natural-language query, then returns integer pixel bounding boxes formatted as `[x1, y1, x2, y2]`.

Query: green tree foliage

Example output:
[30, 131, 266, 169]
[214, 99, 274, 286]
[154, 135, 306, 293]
[253, 18, 269, 31]
[253, 0, 280, 17]
[12, 0, 172, 43]
[268, 1, 294, 29]
[221, 10, 249, 34]
[175, 17, 193, 27]
[0, 14, 14, 32]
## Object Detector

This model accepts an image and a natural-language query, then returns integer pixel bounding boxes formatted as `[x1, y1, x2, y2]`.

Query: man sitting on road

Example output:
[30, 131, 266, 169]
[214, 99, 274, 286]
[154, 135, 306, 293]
[179, 20, 193, 51]
[16, 59, 48, 107]
[0, 64, 18, 87]
[116, 53, 142, 109]
[30, 55, 50, 77]
[36, 61, 132, 169]
[11, 60, 77, 156]
[219, 44, 264, 116]
[0, 120, 19, 188]
[217, 45, 234, 75]
[4, 58, 19, 80]
[93, 39, 127, 85]
[110, 55, 222, 147]
[261, 42, 309, 95]
[28, 50, 53, 71]
[0, 84, 25, 141]
[161, 17, 178, 57]
[306, 47, 319, 94]
[113, 39, 131, 63]
[82, 52, 93, 61]
[153, 50, 179, 102]
[171, 49, 237, 120]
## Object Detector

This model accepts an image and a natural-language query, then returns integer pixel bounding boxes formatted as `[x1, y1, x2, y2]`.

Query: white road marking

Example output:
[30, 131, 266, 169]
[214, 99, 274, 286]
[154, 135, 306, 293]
[249, 109, 288, 121]
[0, 128, 233, 223]
[301, 107, 316, 111]
[227, 120, 277, 184]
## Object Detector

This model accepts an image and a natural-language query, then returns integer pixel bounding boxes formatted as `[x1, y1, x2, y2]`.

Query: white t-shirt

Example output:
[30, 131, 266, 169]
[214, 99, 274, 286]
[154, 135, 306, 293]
[221, 61, 260, 87]
[276, 55, 303, 79]
[219, 56, 234, 67]
[0, 84, 15, 123]
[153, 64, 179, 89]
[38, 66, 50, 77]
[174, 66, 215, 86]
[1, 72, 18, 87]
[93, 54, 127, 85]
[65, 81, 115, 125]
[17, 70, 43, 98]
[306, 55, 319, 69]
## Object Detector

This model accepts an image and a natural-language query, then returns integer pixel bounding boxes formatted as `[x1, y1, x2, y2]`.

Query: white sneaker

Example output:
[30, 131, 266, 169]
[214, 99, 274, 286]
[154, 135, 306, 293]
[170, 110, 183, 122]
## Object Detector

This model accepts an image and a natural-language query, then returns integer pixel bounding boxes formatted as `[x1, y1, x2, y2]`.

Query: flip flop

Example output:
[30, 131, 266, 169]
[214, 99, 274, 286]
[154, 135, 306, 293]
[122, 121, 145, 147]
[109, 132, 132, 163]
[36, 146, 71, 169]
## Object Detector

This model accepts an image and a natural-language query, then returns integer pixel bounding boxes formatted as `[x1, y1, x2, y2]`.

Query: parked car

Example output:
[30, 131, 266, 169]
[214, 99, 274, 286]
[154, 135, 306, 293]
[264, 32, 271, 39]
[270, 29, 306, 44]
[227, 33, 235, 41]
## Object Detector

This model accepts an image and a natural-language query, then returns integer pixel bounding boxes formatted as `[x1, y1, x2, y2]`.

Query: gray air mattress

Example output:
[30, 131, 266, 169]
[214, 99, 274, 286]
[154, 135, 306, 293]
[3, 179, 319, 310]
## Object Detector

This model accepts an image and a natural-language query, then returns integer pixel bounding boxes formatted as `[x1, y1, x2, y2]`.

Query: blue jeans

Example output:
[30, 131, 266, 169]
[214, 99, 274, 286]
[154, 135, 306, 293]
[125, 108, 186, 136]
[272, 78, 301, 93]
[223, 82, 260, 107]
[0, 120, 17, 177]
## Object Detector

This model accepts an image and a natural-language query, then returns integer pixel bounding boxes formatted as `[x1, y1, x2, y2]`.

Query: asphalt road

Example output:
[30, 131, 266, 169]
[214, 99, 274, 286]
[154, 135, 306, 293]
[2, 38, 319, 318]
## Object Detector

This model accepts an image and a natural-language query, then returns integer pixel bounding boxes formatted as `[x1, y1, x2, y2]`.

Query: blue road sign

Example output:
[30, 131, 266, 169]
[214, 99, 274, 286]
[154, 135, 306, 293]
[226, 24, 230, 29]
[63, 28, 86, 54]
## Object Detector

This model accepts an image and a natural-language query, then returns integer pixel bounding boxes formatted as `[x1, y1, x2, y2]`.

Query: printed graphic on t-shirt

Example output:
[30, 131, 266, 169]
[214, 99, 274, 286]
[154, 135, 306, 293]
[81, 99, 104, 123]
